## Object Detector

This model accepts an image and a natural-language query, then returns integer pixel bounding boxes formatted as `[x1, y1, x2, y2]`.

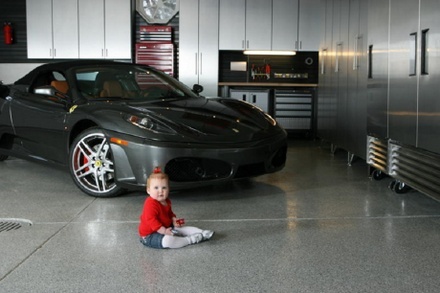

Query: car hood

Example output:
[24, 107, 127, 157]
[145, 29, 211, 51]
[126, 97, 282, 143]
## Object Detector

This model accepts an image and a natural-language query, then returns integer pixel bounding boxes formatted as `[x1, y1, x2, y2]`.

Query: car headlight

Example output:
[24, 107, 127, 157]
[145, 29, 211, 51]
[125, 114, 176, 134]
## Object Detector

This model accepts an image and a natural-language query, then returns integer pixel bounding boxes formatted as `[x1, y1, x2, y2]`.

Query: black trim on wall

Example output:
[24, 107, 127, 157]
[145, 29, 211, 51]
[0, 0, 28, 63]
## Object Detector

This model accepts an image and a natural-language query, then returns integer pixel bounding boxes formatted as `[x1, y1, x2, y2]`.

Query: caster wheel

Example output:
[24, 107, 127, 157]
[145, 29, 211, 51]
[388, 180, 397, 190]
[394, 181, 411, 194]
[372, 169, 386, 181]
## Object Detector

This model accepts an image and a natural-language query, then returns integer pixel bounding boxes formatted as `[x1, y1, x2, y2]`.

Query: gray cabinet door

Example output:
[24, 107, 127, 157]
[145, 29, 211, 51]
[179, 0, 219, 97]
[245, 0, 272, 50]
[79, 0, 105, 58]
[298, 0, 323, 51]
[52, 0, 79, 58]
[27, 0, 78, 59]
[104, 0, 131, 59]
[219, 0, 246, 50]
[79, 0, 130, 59]
[26, 0, 53, 58]
[272, 0, 298, 51]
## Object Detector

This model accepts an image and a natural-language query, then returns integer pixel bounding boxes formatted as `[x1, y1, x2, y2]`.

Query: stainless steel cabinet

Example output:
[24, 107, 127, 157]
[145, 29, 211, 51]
[179, 0, 219, 97]
[78, 0, 131, 59]
[416, 0, 440, 154]
[346, 0, 368, 160]
[388, 0, 419, 147]
[219, 0, 271, 50]
[26, 0, 79, 58]
[317, 0, 368, 161]
[366, 0, 389, 140]
[229, 89, 270, 113]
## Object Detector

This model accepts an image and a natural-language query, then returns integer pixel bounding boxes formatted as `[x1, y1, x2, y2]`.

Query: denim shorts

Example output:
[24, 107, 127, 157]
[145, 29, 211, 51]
[140, 233, 164, 249]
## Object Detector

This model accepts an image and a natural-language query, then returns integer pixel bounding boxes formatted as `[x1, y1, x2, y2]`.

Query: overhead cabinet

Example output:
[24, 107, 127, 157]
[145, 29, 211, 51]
[26, 0, 131, 59]
[219, 0, 322, 51]
[179, 0, 219, 97]
[272, 0, 298, 51]
[297, 0, 323, 51]
[26, 0, 79, 58]
[219, 0, 272, 50]
[78, 0, 131, 59]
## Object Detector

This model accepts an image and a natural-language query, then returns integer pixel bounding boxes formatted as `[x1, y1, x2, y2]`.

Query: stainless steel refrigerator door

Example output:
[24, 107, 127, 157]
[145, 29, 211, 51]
[418, 0, 440, 154]
[367, 0, 390, 140]
[388, 0, 419, 147]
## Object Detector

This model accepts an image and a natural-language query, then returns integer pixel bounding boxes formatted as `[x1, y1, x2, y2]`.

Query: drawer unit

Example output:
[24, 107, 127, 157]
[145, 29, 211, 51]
[274, 89, 314, 132]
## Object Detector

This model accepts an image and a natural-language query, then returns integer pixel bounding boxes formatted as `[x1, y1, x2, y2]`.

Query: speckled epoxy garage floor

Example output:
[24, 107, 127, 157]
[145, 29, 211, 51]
[1, 138, 440, 293]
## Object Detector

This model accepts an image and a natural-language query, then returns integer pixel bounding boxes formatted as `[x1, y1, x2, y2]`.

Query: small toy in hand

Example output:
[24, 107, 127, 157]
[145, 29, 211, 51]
[176, 218, 185, 225]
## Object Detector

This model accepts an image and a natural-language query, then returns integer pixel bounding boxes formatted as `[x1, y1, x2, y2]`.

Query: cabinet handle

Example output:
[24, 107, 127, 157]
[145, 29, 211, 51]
[353, 35, 359, 70]
[368, 45, 373, 79]
[299, 41, 302, 50]
[195, 53, 198, 75]
[242, 40, 245, 49]
[335, 42, 342, 73]
[321, 48, 327, 75]
[200, 53, 203, 75]
[102, 49, 104, 57]
[421, 29, 429, 75]
[242, 94, 246, 101]
[247, 40, 249, 49]
[409, 32, 417, 76]
[252, 94, 256, 103]
[53, 48, 56, 57]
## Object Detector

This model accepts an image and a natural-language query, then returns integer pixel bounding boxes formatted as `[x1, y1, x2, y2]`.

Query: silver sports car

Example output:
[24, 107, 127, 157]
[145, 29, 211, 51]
[0, 60, 287, 197]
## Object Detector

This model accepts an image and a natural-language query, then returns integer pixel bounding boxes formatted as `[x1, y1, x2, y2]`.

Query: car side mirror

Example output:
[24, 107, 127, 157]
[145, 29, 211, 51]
[34, 85, 69, 105]
[34, 85, 57, 96]
[192, 84, 203, 94]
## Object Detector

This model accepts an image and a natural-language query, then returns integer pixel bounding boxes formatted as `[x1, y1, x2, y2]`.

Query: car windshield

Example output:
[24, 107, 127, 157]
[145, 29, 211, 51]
[74, 64, 199, 101]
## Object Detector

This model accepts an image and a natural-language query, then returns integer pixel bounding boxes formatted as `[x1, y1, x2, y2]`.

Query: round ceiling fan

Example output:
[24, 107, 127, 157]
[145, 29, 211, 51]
[136, 0, 180, 24]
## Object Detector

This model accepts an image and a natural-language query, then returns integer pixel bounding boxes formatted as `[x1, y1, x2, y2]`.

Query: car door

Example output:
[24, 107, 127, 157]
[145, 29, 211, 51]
[10, 71, 70, 165]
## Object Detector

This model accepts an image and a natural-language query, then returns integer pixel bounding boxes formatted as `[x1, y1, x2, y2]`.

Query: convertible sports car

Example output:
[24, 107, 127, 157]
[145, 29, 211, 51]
[0, 60, 287, 197]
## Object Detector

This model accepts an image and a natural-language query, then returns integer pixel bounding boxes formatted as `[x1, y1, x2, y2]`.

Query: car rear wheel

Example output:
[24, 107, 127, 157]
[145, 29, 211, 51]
[69, 128, 124, 197]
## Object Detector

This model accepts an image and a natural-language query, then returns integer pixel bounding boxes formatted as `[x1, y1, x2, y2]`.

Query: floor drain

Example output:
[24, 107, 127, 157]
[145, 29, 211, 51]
[0, 218, 32, 233]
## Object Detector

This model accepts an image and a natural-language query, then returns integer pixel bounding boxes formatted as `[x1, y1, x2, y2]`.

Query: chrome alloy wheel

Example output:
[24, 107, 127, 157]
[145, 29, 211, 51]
[70, 129, 122, 197]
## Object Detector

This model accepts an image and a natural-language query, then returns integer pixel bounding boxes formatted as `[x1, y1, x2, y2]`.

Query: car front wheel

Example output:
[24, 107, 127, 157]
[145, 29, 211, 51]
[69, 128, 124, 197]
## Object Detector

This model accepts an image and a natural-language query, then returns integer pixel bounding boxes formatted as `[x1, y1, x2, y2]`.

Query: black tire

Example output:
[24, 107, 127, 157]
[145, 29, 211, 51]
[69, 128, 125, 197]
[0, 154, 8, 161]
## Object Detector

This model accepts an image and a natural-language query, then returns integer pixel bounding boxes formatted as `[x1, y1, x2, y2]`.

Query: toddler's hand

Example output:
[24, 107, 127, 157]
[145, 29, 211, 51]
[174, 218, 185, 227]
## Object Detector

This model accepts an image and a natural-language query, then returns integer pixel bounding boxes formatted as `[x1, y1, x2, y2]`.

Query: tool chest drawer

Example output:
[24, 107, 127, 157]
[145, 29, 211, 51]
[274, 89, 315, 133]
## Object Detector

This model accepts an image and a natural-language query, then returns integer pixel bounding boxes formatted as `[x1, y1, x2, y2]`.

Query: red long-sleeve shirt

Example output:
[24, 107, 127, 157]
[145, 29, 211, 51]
[139, 196, 176, 237]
